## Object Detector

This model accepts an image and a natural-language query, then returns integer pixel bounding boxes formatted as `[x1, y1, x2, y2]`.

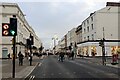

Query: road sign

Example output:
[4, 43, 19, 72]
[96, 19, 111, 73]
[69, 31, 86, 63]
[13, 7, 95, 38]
[2, 18, 17, 36]
[2, 23, 10, 36]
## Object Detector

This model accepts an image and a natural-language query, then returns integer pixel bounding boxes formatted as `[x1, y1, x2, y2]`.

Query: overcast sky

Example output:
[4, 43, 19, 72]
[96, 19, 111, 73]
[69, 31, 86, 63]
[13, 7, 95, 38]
[1, 0, 119, 49]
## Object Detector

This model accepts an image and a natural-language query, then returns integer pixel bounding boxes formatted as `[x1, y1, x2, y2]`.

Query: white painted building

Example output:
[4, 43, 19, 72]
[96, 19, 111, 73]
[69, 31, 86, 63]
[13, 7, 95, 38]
[0, 3, 42, 58]
[67, 28, 77, 47]
[77, 2, 120, 56]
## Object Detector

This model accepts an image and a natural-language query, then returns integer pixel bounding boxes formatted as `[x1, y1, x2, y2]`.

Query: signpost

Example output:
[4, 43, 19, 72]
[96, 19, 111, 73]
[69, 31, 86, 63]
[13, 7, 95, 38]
[99, 27, 106, 65]
[2, 15, 17, 78]
[11, 16, 17, 78]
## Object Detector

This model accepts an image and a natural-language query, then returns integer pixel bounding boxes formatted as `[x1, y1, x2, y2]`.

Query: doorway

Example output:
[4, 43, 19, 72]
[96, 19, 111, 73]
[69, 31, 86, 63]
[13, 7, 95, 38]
[2, 48, 8, 58]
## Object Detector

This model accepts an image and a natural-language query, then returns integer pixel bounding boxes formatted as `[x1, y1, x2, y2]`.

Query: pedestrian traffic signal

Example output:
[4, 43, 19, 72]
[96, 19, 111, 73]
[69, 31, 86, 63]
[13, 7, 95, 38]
[2, 18, 17, 36]
[10, 18, 17, 36]
[2, 23, 10, 36]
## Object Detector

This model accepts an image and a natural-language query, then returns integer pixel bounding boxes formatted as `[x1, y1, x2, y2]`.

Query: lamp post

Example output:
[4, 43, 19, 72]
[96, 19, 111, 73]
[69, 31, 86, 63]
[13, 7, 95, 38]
[99, 27, 106, 65]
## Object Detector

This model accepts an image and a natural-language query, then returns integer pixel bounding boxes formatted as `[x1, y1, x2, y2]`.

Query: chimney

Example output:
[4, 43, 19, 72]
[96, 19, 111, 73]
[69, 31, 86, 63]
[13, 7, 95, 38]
[106, 2, 120, 7]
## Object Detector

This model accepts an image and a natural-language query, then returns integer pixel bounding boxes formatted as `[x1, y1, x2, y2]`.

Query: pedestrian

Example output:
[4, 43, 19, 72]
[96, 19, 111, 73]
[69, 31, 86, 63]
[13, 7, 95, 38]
[60, 51, 64, 62]
[18, 51, 24, 66]
[71, 51, 74, 60]
[7, 53, 10, 59]
[71, 43, 75, 60]
[28, 54, 33, 66]
[58, 52, 60, 61]
[73, 42, 77, 58]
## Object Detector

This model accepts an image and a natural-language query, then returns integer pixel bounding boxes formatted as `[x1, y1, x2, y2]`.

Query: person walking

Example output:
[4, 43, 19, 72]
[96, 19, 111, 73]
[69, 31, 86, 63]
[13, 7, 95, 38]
[59, 51, 64, 62]
[73, 42, 77, 58]
[7, 53, 10, 59]
[18, 51, 24, 66]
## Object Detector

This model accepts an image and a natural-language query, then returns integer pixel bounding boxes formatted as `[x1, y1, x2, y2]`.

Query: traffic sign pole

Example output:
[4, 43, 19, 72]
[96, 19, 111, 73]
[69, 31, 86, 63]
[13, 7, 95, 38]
[102, 39, 106, 65]
[12, 35, 16, 78]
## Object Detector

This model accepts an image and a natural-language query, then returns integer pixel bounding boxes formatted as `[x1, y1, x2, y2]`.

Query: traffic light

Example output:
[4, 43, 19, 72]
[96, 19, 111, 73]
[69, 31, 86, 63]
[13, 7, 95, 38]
[39, 46, 43, 51]
[99, 40, 104, 47]
[27, 39, 30, 45]
[2, 18, 17, 36]
[2, 23, 10, 36]
[69, 46, 72, 50]
[10, 18, 17, 36]
[30, 34, 34, 45]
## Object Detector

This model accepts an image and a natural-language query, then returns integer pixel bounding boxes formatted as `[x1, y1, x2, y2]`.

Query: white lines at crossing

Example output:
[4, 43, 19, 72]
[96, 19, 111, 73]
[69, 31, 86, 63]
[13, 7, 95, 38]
[29, 75, 35, 80]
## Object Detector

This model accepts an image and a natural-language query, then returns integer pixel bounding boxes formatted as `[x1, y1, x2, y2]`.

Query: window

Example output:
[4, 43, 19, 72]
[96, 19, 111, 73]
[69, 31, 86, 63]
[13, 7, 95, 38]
[87, 26, 89, 32]
[84, 28, 86, 33]
[91, 17, 93, 21]
[87, 19, 89, 24]
[91, 24, 93, 30]
[84, 22, 86, 26]
[84, 37, 86, 40]
[92, 34, 94, 40]
[87, 36, 89, 40]
[3, 14, 7, 17]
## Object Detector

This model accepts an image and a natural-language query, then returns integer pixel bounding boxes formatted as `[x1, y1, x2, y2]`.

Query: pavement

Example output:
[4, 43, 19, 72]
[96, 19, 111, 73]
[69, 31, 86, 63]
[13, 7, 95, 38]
[76, 56, 120, 69]
[0, 55, 44, 79]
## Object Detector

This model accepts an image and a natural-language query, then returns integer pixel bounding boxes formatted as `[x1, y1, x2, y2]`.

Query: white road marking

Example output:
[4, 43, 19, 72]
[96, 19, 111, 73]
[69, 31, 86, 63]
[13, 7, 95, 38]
[25, 63, 39, 78]
[32, 76, 35, 80]
[73, 72, 76, 74]
[38, 63, 42, 66]
[51, 73, 54, 75]
[29, 75, 35, 80]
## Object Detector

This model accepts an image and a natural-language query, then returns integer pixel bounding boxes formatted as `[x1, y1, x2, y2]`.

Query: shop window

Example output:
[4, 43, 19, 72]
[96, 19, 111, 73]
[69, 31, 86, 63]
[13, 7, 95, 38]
[111, 46, 117, 55]
[83, 47, 89, 56]
[91, 46, 97, 56]
[117, 46, 120, 54]
[111, 46, 120, 55]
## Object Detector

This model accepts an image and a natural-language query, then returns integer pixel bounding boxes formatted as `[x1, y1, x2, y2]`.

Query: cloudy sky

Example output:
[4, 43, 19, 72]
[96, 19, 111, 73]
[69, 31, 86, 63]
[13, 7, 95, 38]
[1, 0, 119, 49]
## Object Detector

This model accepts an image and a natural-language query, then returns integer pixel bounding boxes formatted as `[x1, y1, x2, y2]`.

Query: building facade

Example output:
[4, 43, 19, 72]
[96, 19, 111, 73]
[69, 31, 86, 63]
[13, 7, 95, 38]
[0, 3, 42, 58]
[75, 25, 82, 55]
[67, 28, 77, 47]
[77, 2, 120, 56]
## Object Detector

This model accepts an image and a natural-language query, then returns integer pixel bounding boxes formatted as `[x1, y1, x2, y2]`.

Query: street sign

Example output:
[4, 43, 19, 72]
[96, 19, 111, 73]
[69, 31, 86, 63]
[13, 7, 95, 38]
[2, 23, 10, 36]
[2, 17, 17, 36]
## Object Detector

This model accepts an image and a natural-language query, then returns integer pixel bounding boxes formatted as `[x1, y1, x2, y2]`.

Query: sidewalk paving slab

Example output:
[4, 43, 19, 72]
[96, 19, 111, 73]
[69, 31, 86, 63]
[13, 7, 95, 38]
[1, 55, 44, 79]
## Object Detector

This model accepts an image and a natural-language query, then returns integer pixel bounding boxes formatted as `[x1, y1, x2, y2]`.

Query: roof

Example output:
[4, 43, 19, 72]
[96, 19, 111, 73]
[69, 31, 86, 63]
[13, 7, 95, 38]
[106, 2, 120, 7]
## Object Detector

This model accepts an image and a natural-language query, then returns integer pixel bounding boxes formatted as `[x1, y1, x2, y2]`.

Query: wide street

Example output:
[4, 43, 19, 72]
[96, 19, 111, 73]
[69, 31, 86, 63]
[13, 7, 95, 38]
[26, 55, 120, 79]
